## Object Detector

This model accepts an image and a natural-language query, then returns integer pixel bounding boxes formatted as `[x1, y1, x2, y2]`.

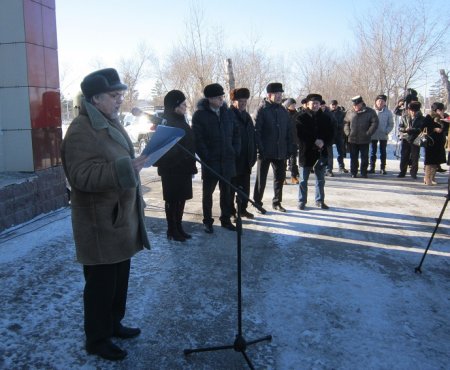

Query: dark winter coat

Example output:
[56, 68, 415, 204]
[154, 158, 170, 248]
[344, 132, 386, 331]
[296, 109, 335, 167]
[422, 113, 447, 165]
[231, 106, 257, 175]
[61, 100, 150, 265]
[398, 112, 424, 143]
[254, 98, 292, 160]
[330, 108, 345, 142]
[192, 99, 240, 179]
[343, 105, 379, 144]
[155, 111, 197, 201]
[155, 111, 197, 176]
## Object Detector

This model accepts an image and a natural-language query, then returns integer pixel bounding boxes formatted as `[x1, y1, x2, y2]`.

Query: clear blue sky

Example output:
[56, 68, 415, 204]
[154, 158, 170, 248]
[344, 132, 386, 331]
[55, 0, 449, 97]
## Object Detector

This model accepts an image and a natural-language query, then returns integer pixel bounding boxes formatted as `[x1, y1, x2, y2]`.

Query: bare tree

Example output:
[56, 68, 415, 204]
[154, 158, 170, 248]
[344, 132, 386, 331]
[353, 0, 450, 105]
[118, 42, 155, 112]
[439, 69, 450, 106]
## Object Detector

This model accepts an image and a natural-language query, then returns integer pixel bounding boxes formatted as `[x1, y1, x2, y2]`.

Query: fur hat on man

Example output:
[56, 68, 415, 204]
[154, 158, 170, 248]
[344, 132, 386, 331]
[266, 82, 284, 93]
[282, 98, 297, 109]
[204, 83, 225, 98]
[81, 68, 127, 99]
[375, 94, 387, 102]
[431, 102, 445, 112]
[407, 101, 421, 112]
[164, 90, 186, 111]
[305, 93, 323, 102]
[351, 95, 364, 105]
[230, 88, 250, 101]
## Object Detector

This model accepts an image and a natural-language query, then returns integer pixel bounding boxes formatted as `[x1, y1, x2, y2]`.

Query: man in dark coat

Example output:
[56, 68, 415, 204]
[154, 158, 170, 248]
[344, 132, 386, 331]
[397, 101, 424, 179]
[61, 68, 150, 361]
[296, 94, 335, 210]
[192, 83, 241, 233]
[329, 100, 348, 173]
[343, 95, 379, 178]
[253, 82, 292, 213]
[230, 88, 257, 219]
[283, 98, 300, 184]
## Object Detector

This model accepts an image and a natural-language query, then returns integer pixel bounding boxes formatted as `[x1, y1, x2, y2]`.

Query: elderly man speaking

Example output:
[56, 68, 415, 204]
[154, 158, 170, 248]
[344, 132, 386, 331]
[61, 68, 150, 361]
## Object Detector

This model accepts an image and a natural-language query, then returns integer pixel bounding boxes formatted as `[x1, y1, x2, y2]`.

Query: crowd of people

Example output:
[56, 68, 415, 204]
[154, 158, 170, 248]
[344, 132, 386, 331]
[61, 68, 449, 361]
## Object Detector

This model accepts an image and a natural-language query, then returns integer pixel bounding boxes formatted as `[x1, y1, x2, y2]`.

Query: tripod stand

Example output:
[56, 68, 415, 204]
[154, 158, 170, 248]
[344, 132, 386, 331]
[131, 109, 273, 367]
[177, 146, 272, 369]
[183, 191, 272, 369]
[415, 178, 450, 273]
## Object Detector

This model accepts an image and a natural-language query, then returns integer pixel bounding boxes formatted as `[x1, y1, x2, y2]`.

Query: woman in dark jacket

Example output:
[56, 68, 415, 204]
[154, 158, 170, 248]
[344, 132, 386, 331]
[422, 102, 448, 185]
[156, 90, 197, 241]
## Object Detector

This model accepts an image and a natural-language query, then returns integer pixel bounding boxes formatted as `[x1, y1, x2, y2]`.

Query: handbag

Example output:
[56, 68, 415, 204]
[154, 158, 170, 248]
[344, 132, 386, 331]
[413, 127, 434, 147]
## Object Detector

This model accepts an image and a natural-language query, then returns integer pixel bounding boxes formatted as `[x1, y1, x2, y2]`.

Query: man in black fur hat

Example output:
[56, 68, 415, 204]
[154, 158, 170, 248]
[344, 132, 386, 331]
[253, 82, 292, 213]
[296, 94, 335, 210]
[192, 83, 241, 233]
[229, 88, 257, 219]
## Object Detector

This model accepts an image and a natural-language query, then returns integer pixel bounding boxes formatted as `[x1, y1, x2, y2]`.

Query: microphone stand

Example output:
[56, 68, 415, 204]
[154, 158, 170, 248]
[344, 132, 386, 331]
[175, 143, 272, 369]
[133, 108, 272, 367]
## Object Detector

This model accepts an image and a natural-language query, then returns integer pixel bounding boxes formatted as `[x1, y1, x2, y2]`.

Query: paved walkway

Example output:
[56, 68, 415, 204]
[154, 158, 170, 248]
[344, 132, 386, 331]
[1, 158, 449, 369]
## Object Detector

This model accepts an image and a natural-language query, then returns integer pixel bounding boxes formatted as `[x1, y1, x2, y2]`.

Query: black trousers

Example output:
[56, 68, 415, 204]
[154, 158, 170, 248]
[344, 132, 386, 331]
[349, 143, 369, 176]
[253, 158, 286, 206]
[231, 172, 251, 214]
[83, 259, 130, 347]
[202, 173, 232, 225]
[399, 139, 420, 176]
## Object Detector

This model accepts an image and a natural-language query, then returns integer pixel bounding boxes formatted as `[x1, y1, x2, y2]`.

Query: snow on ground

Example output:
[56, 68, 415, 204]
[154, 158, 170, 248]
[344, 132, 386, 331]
[0, 154, 449, 369]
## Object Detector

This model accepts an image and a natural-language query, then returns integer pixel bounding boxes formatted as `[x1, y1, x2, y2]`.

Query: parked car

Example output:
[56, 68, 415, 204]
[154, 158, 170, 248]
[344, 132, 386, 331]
[122, 112, 157, 154]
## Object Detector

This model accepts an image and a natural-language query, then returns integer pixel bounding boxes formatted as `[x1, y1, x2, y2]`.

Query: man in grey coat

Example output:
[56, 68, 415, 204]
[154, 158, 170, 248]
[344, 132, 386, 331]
[369, 94, 394, 174]
[344, 96, 379, 178]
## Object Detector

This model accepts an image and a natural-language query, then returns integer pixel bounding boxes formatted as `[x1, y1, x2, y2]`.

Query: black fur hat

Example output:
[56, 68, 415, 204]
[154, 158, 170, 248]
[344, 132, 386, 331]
[266, 82, 284, 93]
[81, 68, 127, 99]
[204, 83, 225, 98]
[375, 94, 387, 102]
[407, 101, 421, 112]
[305, 93, 323, 102]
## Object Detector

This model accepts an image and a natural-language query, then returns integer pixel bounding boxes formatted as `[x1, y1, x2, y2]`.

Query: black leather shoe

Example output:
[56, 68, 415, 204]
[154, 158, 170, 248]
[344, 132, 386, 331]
[339, 168, 349, 173]
[298, 202, 306, 210]
[397, 173, 406, 178]
[241, 210, 254, 219]
[86, 339, 127, 361]
[254, 203, 266, 214]
[368, 168, 375, 174]
[221, 222, 237, 231]
[272, 203, 286, 212]
[316, 202, 329, 209]
[113, 324, 141, 339]
[351, 174, 357, 178]
[436, 166, 447, 173]
[203, 223, 213, 234]
[380, 169, 387, 175]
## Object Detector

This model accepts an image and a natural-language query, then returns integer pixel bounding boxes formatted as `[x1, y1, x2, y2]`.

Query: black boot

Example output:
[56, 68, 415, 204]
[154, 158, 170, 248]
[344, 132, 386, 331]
[165, 202, 186, 242]
[176, 201, 191, 239]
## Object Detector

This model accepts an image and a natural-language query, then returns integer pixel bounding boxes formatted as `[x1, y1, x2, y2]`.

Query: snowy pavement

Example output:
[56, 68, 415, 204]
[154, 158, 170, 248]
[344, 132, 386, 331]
[0, 157, 449, 369]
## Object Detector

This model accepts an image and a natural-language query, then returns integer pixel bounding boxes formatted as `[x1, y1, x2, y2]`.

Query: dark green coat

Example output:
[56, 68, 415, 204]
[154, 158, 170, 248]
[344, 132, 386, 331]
[61, 101, 150, 265]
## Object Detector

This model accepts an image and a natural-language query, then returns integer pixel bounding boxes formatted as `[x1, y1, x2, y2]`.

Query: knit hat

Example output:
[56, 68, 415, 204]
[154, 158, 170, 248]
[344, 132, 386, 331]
[80, 68, 127, 99]
[164, 90, 186, 111]
[230, 88, 250, 101]
[266, 82, 284, 93]
[204, 83, 225, 98]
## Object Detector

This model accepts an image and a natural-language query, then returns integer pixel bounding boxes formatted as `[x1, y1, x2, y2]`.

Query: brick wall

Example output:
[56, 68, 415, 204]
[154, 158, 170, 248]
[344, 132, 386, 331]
[0, 166, 68, 232]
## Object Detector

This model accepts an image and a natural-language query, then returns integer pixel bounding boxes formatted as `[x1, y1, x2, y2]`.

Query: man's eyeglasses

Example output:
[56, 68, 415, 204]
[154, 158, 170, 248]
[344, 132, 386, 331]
[106, 92, 125, 101]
